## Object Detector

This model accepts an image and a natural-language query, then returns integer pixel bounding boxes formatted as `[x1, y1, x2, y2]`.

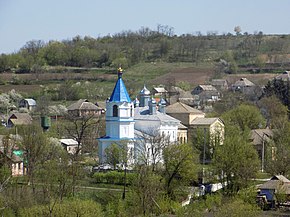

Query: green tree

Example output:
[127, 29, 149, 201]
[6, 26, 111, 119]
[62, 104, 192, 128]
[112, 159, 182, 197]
[162, 143, 198, 199]
[213, 128, 260, 194]
[105, 143, 123, 170]
[35, 138, 71, 213]
[264, 78, 290, 113]
[266, 120, 290, 175]
[129, 166, 163, 216]
[258, 96, 288, 128]
[221, 104, 266, 132]
[41, 41, 70, 66]
[18, 124, 48, 192]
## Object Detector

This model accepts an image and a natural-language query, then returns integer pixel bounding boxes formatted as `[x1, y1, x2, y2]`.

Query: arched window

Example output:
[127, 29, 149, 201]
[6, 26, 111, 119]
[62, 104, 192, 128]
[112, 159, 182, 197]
[113, 105, 118, 117]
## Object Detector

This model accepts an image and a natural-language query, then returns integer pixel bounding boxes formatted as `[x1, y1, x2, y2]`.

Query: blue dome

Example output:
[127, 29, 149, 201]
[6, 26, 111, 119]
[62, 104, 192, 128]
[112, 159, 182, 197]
[109, 77, 131, 102]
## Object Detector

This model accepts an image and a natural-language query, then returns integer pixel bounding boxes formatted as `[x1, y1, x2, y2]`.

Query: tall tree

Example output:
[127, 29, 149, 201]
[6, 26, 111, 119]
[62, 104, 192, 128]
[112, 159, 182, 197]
[35, 138, 71, 215]
[162, 143, 198, 199]
[63, 113, 102, 195]
[258, 96, 288, 128]
[221, 104, 266, 132]
[265, 120, 290, 175]
[18, 124, 48, 192]
[213, 128, 259, 194]
[264, 79, 290, 113]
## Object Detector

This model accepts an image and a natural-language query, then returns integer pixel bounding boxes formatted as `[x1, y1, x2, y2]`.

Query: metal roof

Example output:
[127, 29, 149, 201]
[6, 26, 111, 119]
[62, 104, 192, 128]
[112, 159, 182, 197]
[109, 77, 131, 103]
[134, 106, 180, 123]
[24, 98, 36, 106]
[153, 87, 167, 93]
[166, 102, 204, 114]
[60, 139, 79, 146]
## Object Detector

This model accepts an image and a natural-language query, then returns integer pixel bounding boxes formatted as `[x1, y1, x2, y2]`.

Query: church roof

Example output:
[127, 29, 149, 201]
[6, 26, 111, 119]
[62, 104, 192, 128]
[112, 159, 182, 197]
[109, 77, 131, 103]
[134, 106, 180, 123]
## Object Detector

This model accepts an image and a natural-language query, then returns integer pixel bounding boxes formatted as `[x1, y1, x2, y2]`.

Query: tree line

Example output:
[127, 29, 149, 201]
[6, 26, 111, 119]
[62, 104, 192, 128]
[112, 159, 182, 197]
[1, 25, 290, 73]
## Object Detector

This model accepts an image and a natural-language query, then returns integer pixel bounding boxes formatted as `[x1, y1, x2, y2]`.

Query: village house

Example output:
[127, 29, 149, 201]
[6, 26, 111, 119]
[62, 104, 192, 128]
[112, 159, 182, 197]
[191, 117, 224, 145]
[67, 99, 104, 117]
[0, 151, 24, 176]
[166, 102, 205, 126]
[0, 135, 25, 176]
[210, 79, 229, 91]
[231, 77, 256, 93]
[258, 175, 290, 208]
[250, 128, 273, 160]
[151, 86, 168, 98]
[19, 98, 37, 111]
[7, 113, 32, 128]
[191, 85, 220, 107]
[166, 102, 224, 146]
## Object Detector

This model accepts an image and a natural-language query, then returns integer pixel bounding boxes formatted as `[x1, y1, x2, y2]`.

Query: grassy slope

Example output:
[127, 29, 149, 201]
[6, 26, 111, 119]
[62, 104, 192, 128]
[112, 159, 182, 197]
[0, 62, 279, 99]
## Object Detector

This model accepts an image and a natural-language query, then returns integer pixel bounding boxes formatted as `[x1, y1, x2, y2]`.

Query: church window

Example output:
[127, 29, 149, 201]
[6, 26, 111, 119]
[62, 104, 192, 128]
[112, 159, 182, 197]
[130, 105, 133, 117]
[113, 105, 118, 117]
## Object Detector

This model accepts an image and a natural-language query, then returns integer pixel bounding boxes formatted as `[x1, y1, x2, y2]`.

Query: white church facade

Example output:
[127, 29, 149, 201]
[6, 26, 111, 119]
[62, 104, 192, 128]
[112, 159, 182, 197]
[98, 67, 184, 165]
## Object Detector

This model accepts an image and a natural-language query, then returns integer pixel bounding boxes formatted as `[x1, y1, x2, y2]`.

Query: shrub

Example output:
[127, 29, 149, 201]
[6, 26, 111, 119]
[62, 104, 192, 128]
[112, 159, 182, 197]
[92, 171, 137, 185]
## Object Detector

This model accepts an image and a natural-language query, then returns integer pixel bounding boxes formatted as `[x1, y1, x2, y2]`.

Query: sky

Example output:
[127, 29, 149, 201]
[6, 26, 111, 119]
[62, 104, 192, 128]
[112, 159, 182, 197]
[1, 0, 290, 54]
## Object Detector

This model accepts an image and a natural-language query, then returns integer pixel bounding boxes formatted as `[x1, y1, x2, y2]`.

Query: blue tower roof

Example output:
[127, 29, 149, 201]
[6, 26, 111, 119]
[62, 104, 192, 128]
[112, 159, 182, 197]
[109, 72, 131, 103]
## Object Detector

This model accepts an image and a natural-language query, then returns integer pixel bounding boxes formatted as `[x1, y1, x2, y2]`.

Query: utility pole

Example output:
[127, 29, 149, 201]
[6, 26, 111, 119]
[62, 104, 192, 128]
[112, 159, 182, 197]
[261, 133, 265, 173]
[203, 128, 206, 183]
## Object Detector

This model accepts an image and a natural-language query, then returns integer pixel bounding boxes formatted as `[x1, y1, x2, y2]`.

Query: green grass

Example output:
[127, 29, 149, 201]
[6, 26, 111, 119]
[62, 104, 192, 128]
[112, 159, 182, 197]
[256, 172, 272, 180]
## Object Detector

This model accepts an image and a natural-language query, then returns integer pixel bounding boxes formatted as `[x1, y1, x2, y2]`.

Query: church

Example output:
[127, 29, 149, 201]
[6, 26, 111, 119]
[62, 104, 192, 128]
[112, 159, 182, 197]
[98, 67, 186, 165]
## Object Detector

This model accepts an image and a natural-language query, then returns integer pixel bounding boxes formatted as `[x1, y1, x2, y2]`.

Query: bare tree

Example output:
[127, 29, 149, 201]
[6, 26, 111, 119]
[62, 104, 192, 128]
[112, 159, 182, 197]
[63, 113, 102, 195]
[135, 128, 170, 172]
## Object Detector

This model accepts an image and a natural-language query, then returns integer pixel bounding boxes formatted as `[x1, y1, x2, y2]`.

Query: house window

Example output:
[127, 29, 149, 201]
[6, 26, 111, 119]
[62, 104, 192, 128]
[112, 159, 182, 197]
[113, 105, 118, 117]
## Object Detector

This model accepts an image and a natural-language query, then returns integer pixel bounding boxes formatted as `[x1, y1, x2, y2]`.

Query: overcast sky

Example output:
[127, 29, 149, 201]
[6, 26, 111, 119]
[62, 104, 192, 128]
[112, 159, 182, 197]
[1, 0, 290, 54]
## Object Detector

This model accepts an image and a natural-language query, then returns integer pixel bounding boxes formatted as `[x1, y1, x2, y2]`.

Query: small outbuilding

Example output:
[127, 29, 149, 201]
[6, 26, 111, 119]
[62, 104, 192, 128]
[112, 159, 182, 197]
[19, 98, 36, 111]
[60, 139, 80, 154]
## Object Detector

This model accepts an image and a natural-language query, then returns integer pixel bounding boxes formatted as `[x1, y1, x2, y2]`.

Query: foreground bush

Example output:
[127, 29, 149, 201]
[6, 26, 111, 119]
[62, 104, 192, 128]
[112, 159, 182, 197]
[92, 171, 137, 185]
[18, 198, 103, 217]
